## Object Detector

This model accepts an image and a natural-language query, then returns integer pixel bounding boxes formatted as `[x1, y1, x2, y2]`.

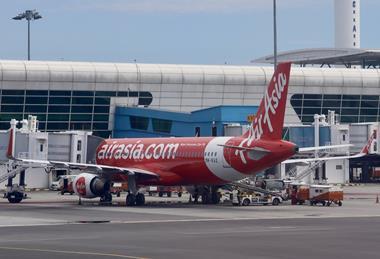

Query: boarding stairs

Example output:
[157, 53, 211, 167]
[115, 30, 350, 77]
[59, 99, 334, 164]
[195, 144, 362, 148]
[0, 163, 25, 184]
[285, 149, 331, 181]
[229, 180, 282, 197]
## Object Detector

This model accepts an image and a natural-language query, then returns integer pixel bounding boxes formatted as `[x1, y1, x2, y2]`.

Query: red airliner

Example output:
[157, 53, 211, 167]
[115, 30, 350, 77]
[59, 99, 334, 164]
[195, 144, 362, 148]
[10, 62, 369, 206]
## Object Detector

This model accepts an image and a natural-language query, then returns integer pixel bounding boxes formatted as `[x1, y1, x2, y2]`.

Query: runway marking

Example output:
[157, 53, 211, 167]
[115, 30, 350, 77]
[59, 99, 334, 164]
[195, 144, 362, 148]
[0, 246, 149, 259]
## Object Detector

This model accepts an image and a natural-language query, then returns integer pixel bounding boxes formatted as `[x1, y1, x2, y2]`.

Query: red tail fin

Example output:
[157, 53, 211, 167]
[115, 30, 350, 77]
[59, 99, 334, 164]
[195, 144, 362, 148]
[243, 62, 291, 140]
[360, 130, 376, 154]
[7, 128, 14, 159]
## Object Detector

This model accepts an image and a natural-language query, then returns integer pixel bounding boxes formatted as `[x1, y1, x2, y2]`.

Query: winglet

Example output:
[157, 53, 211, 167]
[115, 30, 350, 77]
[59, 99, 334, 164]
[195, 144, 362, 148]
[360, 130, 376, 155]
[6, 128, 14, 159]
[242, 62, 291, 141]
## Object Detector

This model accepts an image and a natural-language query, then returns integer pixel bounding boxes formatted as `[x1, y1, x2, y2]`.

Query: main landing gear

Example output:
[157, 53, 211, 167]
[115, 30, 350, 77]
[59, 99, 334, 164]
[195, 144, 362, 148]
[125, 173, 145, 206]
[190, 185, 221, 204]
[99, 192, 113, 204]
[126, 192, 145, 206]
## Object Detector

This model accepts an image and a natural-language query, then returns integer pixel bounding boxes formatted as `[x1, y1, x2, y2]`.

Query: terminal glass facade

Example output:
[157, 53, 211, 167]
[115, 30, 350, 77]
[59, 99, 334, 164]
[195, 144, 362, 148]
[0, 90, 152, 138]
[291, 94, 380, 124]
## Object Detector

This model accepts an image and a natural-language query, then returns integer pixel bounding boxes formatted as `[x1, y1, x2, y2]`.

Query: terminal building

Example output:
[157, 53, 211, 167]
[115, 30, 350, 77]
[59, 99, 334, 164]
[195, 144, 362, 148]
[1, 59, 380, 188]
[1, 59, 380, 138]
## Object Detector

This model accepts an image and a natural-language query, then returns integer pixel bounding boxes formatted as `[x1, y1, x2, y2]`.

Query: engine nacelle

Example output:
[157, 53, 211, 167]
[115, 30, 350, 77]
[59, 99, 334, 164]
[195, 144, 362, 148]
[73, 173, 110, 198]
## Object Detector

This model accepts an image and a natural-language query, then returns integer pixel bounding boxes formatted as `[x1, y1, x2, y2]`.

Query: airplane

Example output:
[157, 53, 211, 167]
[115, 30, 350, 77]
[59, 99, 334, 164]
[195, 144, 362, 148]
[5, 62, 373, 206]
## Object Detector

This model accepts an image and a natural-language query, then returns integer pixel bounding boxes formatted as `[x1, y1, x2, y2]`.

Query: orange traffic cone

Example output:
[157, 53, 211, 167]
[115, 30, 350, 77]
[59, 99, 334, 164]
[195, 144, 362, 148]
[376, 195, 379, 204]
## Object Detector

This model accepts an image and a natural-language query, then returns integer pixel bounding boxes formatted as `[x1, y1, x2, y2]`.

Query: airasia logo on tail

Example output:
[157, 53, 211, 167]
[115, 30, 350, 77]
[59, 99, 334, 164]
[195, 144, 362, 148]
[233, 63, 290, 165]
[263, 72, 287, 134]
[75, 176, 86, 196]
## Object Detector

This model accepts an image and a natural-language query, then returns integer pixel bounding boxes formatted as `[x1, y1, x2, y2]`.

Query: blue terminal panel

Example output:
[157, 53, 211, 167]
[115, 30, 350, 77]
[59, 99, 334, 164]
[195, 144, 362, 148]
[113, 106, 257, 138]
[288, 126, 331, 148]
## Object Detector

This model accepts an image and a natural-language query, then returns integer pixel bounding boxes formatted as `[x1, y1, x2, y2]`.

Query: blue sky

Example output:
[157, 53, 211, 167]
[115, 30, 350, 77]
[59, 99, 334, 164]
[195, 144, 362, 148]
[0, 0, 378, 65]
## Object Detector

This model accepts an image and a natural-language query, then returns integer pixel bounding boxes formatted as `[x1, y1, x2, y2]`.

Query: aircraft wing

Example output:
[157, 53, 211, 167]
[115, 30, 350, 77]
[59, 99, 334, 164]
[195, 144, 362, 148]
[284, 131, 376, 164]
[282, 153, 364, 164]
[13, 158, 159, 179]
[298, 144, 353, 152]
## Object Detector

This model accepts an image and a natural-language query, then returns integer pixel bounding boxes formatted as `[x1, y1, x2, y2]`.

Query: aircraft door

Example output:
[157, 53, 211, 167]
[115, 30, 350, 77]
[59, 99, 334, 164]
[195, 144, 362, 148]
[222, 147, 232, 168]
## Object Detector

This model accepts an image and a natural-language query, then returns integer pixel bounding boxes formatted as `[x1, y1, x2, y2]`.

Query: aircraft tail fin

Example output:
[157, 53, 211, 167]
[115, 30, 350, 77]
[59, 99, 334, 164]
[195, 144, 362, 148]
[360, 130, 376, 155]
[243, 62, 291, 141]
[7, 128, 14, 159]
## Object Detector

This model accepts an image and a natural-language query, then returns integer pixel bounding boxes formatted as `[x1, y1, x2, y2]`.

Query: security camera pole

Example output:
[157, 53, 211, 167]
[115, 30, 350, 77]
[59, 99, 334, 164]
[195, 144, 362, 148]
[12, 10, 42, 61]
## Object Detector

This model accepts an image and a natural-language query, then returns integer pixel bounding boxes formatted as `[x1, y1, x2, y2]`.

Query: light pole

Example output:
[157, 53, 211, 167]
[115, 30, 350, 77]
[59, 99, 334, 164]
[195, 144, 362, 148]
[273, 0, 277, 70]
[12, 10, 42, 61]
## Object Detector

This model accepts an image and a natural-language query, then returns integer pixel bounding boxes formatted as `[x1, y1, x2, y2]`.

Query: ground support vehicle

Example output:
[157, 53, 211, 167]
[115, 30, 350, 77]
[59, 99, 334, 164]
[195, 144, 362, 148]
[289, 183, 310, 205]
[309, 185, 343, 206]
[60, 175, 76, 195]
[232, 191, 282, 206]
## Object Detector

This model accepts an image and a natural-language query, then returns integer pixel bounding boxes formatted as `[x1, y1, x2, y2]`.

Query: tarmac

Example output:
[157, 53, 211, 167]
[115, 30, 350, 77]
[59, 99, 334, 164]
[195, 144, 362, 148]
[0, 185, 379, 259]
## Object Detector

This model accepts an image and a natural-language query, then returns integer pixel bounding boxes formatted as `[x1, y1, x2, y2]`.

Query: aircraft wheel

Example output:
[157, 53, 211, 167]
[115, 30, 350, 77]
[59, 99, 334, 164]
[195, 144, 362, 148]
[135, 193, 145, 206]
[7, 192, 23, 204]
[100, 193, 112, 203]
[272, 198, 280, 206]
[126, 193, 136, 206]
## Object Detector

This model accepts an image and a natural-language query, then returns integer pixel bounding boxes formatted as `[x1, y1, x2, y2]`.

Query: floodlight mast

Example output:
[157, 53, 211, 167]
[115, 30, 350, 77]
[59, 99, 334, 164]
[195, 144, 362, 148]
[12, 10, 42, 61]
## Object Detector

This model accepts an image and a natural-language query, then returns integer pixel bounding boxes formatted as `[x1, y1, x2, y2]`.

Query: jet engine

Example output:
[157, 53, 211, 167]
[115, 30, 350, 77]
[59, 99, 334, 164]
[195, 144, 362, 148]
[72, 173, 110, 198]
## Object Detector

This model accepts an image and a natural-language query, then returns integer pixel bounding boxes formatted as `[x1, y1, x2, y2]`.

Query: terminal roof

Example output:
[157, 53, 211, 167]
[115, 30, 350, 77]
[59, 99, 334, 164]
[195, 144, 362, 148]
[252, 48, 380, 68]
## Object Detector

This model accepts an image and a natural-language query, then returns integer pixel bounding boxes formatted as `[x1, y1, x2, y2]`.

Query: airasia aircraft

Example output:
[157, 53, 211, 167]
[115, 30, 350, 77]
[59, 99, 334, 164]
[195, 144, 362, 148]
[10, 62, 369, 206]
[7, 62, 294, 205]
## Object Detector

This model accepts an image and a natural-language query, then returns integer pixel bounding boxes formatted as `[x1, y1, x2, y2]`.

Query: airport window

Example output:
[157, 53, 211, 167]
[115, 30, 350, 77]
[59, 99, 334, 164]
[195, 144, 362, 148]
[130, 116, 149, 130]
[76, 154, 81, 163]
[71, 122, 91, 130]
[71, 106, 93, 113]
[72, 97, 93, 105]
[93, 114, 109, 121]
[152, 118, 172, 133]
[73, 91, 94, 97]
[361, 109, 378, 116]
[1, 105, 24, 112]
[48, 106, 70, 113]
[47, 122, 69, 130]
[2, 90, 25, 95]
[336, 165, 343, 170]
[322, 100, 340, 108]
[26, 90, 48, 96]
[93, 123, 109, 130]
[49, 97, 71, 105]
[48, 114, 70, 121]
[77, 140, 82, 151]
[25, 105, 47, 113]
[95, 91, 116, 97]
[40, 144, 44, 152]
[361, 100, 379, 108]
[303, 99, 322, 107]
[95, 97, 110, 105]
[49, 90, 71, 96]
[94, 106, 110, 113]
[2, 96, 24, 104]
[71, 114, 92, 121]
[0, 113, 23, 121]
[341, 108, 359, 115]
[138, 92, 153, 105]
